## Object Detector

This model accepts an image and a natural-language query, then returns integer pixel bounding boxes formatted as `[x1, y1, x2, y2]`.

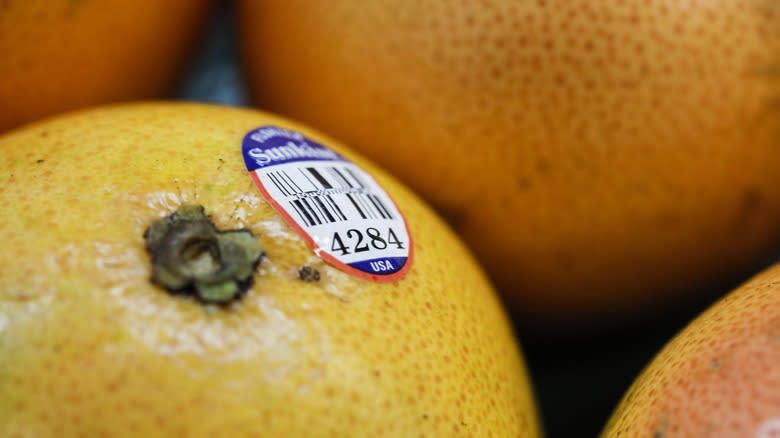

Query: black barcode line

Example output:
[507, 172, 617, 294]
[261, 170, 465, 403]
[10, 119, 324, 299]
[372, 197, 384, 219]
[273, 170, 303, 195]
[326, 194, 347, 221]
[308, 196, 329, 224]
[301, 198, 322, 225]
[369, 194, 393, 219]
[289, 200, 304, 223]
[267, 172, 290, 196]
[344, 167, 366, 189]
[291, 199, 314, 226]
[353, 193, 370, 219]
[345, 193, 367, 219]
[281, 170, 304, 194]
[298, 167, 319, 192]
[307, 167, 332, 189]
[358, 194, 377, 219]
[330, 167, 353, 189]
[314, 196, 336, 222]
[379, 195, 394, 219]
[301, 198, 322, 224]
[272, 171, 294, 195]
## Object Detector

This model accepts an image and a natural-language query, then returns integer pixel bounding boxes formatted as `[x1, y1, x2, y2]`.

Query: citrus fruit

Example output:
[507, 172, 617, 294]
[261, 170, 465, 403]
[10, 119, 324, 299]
[0, 0, 213, 133]
[0, 102, 541, 437]
[600, 261, 780, 438]
[237, 0, 780, 327]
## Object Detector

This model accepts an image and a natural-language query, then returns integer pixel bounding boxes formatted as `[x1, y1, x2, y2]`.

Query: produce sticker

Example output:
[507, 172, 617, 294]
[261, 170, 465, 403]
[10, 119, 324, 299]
[242, 126, 413, 281]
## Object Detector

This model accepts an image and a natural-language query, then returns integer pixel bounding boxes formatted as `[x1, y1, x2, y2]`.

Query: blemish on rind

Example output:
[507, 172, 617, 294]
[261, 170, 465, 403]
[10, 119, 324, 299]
[298, 265, 320, 282]
[143, 204, 264, 304]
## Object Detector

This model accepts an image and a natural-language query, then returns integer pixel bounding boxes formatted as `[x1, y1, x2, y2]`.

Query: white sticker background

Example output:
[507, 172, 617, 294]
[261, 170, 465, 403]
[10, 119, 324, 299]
[256, 160, 410, 264]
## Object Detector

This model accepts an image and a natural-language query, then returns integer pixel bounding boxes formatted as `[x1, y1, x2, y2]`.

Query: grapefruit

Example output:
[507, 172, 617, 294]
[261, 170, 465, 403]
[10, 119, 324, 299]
[600, 260, 780, 438]
[0, 0, 213, 133]
[0, 102, 541, 437]
[237, 0, 780, 327]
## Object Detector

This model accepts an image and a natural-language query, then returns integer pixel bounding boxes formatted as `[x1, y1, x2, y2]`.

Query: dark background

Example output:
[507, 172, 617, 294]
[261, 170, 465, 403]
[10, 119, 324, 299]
[175, 2, 766, 437]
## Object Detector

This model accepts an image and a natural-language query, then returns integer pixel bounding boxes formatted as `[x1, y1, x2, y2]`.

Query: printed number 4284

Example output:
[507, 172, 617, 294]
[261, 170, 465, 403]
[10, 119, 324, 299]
[330, 227, 405, 256]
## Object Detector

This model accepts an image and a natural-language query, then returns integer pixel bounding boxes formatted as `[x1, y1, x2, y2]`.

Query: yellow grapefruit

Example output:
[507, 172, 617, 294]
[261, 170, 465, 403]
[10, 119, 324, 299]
[0, 102, 541, 437]
[237, 0, 780, 327]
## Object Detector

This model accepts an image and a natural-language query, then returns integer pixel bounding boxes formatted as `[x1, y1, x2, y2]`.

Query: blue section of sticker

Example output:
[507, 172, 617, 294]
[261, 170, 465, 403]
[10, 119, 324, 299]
[242, 126, 345, 172]
[348, 257, 408, 276]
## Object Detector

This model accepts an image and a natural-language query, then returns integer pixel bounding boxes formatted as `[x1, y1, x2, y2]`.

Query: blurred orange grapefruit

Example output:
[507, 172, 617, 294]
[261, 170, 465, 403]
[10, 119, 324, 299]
[237, 0, 780, 328]
[0, 0, 213, 133]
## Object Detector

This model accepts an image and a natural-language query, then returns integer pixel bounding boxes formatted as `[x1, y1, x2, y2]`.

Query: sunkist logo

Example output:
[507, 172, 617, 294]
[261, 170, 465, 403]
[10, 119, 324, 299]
[247, 126, 341, 167]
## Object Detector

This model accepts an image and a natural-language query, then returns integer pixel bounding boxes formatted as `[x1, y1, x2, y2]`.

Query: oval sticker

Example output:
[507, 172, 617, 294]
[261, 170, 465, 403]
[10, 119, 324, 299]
[242, 126, 413, 281]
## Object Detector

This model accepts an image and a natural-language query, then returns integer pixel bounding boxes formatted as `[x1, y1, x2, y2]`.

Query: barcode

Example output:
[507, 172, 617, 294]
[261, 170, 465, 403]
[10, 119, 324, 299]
[264, 166, 395, 227]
